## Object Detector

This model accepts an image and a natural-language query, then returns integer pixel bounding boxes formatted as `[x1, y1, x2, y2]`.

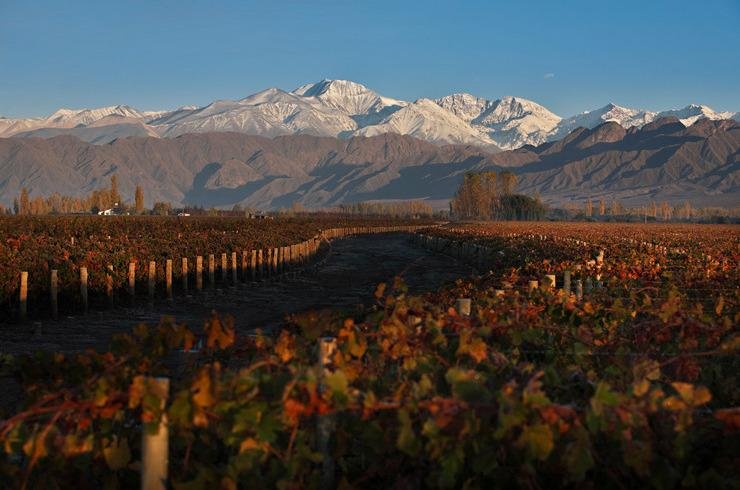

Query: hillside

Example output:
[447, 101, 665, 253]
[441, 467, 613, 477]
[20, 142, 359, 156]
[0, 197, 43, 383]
[0, 117, 737, 209]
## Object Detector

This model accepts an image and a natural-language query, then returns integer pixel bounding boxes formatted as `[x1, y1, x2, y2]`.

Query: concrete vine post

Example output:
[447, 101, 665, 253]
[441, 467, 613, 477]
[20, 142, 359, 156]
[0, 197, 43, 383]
[141, 377, 170, 490]
[455, 298, 472, 317]
[317, 337, 337, 490]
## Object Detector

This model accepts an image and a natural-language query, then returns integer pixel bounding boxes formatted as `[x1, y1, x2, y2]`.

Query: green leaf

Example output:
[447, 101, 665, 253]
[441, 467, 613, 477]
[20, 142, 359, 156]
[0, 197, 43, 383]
[103, 436, 131, 471]
[397, 409, 420, 456]
[516, 423, 554, 461]
[325, 370, 349, 404]
[564, 428, 593, 481]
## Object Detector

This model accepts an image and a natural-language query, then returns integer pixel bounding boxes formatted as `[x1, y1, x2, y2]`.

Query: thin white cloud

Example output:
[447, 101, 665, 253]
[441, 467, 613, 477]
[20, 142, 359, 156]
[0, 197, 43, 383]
[544, 73, 555, 79]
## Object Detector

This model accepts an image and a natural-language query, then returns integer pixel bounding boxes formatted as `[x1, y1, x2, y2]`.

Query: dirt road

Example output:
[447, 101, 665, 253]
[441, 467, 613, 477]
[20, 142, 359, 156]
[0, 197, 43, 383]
[0, 233, 472, 354]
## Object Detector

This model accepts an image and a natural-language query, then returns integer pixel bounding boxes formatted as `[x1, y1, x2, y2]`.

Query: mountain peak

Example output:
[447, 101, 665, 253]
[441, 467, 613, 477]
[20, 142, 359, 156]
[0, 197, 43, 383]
[292, 79, 372, 98]
[292, 79, 404, 117]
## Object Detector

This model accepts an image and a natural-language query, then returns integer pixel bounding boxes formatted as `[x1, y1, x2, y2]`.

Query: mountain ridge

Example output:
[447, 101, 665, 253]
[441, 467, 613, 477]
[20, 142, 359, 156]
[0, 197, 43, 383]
[1, 116, 737, 210]
[3, 79, 738, 150]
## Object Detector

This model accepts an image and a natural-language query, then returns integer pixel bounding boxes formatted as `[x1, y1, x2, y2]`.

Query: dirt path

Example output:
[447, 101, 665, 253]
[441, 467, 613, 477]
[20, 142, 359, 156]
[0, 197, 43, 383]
[0, 233, 472, 354]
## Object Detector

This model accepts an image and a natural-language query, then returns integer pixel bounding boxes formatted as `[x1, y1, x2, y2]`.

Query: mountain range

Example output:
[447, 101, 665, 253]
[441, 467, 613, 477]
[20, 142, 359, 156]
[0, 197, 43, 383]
[1, 115, 737, 210]
[2, 79, 738, 150]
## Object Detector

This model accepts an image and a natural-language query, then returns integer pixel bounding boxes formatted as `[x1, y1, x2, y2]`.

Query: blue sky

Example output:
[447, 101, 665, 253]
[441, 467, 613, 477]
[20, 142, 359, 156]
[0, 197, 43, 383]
[1, 0, 738, 118]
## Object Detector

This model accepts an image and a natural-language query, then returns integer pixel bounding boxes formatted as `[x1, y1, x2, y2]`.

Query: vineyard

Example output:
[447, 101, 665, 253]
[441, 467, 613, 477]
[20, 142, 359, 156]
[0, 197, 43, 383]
[0, 221, 738, 488]
[0, 215, 434, 322]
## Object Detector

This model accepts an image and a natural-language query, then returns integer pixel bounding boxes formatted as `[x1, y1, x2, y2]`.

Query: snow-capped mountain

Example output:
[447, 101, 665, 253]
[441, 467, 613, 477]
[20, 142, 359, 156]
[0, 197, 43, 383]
[656, 104, 737, 127]
[356, 98, 498, 149]
[552, 103, 657, 140]
[2, 79, 738, 150]
[292, 79, 406, 125]
[152, 87, 357, 138]
[433, 94, 561, 148]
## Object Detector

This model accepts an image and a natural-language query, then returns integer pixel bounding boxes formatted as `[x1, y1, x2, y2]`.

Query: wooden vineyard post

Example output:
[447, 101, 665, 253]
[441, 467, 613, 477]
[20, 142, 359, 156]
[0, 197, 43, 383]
[148, 261, 157, 304]
[208, 254, 215, 289]
[272, 248, 278, 276]
[181, 258, 188, 294]
[231, 252, 237, 285]
[80, 267, 88, 314]
[250, 250, 257, 281]
[50, 269, 58, 320]
[241, 251, 248, 283]
[575, 279, 584, 301]
[544, 274, 556, 291]
[165, 260, 173, 300]
[455, 298, 471, 317]
[195, 256, 203, 291]
[257, 249, 264, 279]
[220, 253, 228, 285]
[563, 271, 572, 296]
[19, 271, 28, 322]
[141, 377, 169, 490]
[585, 277, 593, 294]
[106, 265, 114, 307]
[317, 337, 337, 490]
[128, 262, 136, 305]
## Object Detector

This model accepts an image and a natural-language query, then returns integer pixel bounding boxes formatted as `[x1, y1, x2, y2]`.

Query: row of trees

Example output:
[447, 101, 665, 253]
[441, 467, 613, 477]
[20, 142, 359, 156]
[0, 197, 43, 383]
[338, 200, 434, 218]
[450, 171, 546, 221]
[7, 176, 147, 215]
[580, 198, 738, 221]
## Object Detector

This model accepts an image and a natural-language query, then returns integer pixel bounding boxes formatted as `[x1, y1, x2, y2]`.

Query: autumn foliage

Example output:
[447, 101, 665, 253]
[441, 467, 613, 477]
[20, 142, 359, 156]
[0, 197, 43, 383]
[0, 222, 737, 488]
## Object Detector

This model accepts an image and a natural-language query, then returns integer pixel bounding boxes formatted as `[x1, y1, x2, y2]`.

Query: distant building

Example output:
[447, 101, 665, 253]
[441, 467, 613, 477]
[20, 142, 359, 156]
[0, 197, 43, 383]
[97, 203, 127, 216]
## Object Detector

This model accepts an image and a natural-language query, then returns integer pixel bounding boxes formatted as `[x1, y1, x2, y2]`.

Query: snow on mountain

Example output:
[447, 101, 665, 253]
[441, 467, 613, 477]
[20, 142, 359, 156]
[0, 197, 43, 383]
[435, 93, 493, 122]
[293, 79, 405, 116]
[153, 88, 357, 138]
[434, 94, 562, 149]
[476, 96, 562, 149]
[656, 104, 737, 126]
[552, 103, 656, 140]
[2, 80, 738, 151]
[46, 105, 145, 126]
[355, 98, 499, 149]
[0, 117, 45, 138]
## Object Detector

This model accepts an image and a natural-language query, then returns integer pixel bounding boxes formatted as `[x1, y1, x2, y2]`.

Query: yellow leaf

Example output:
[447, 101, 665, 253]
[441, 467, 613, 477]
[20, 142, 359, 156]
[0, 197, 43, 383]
[662, 396, 686, 411]
[633, 379, 650, 397]
[671, 382, 712, 406]
[715, 296, 724, 316]
[204, 313, 235, 349]
[192, 367, 216, 409]
[274, 330, 295, 363]
[239, 438, 264, 454]
[128, 375, 146, 409]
